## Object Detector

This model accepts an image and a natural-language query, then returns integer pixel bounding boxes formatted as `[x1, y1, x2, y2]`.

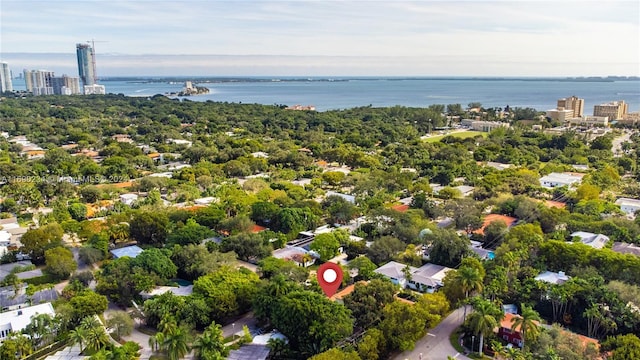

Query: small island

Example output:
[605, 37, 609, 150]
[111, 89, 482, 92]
[167, 81, 210, 96]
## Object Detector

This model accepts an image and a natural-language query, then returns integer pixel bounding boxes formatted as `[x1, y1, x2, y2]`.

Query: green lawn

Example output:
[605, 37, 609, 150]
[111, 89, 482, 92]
[423, 131, 487, 143]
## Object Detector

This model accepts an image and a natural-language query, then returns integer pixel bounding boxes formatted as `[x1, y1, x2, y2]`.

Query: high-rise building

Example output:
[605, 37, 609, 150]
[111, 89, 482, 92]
[594, 101, 628, 121]
[557, 96, 584, 118]
[51, 75, 81, 95]
[23, 69, 54, 95]
[0, 62, 13, 92]
[76, 43, 96, 89]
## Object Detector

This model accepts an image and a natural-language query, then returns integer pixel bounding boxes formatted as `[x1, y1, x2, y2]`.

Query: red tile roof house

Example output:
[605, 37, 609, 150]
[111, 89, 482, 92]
[497, 313, 538, 348]
[496, 313, 599, 351]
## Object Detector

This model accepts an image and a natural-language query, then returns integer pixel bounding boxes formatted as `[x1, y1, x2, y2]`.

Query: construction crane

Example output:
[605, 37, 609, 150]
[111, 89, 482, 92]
[87, 39, 108, 83]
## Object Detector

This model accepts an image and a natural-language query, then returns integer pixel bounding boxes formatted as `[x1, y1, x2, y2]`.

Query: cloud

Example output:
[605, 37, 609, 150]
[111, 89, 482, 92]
[1, 1, 638, 75]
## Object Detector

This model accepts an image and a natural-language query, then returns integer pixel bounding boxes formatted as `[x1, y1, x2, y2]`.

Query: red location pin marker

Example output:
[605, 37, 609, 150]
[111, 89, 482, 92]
[317, 262, 343, 298]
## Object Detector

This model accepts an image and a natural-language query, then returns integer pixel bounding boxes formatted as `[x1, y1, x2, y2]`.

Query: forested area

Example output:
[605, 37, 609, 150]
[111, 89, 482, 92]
[0, 95, 639, 359]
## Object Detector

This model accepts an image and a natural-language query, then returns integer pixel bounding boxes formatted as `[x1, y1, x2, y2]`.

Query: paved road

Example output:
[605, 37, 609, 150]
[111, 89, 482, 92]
[393, 307, 471, 360]
[612, 130, 632, 157]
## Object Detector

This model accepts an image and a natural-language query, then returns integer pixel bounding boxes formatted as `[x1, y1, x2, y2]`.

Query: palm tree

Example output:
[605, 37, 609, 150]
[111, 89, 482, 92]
[25, 313, 55, 347]
[162, 326, 190, 360]
[84, 326, 110, 353]
[506, 347, 525, 360]
[467, 298, 502, 356]
[151, 332, 166, 353]
[192, 323, 228, 360]
[456, 266, 483, 319]
[491, 340, 508, 360]
[510, 304, 541, 351]
[79, 316, 109, 353]
[68, 327, 88, 353]
[14, 333, 33, 358]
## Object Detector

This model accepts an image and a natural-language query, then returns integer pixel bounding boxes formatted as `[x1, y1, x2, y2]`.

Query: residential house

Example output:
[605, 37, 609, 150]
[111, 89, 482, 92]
[0, 284, 58, 312]
[272, 246, 316, 267]
[140, 285, 193, 300]
[569, 231, 609, 249]
[431, 184, 475, 197]
[325, 191, 356, 204]
[497, 313, 540, 348]
[534, 271, 570, 285]
[110, 245, 144, 259]
[485, 162, 512, 171]
[409, 263, 452, 293]
[119, 193, 139, 206]
[612, 242, 640, 257]
[474, 214, 517, 236]
[469, 240, 495, 260]
[615, 198, 640, 217]
[539, 172, 584, 188]
[194, 197, 218, 205]
[496, 313, 599, 351]
[0, 302, 55, 342]
[373, 261, 452, 293]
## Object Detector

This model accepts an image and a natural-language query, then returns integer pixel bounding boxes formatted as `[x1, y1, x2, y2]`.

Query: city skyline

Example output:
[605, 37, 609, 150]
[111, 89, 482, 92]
[1, 1, 639, 77]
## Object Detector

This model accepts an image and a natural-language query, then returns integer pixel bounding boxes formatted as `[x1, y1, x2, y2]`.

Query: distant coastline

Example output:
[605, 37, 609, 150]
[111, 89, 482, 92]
[100, 75, 640, 84]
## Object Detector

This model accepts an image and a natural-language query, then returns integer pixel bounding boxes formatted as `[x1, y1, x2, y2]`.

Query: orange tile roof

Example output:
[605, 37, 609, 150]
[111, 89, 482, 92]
[330, 281, 367, 302]
[499, 313, 541, 333]
[391, 204, 410, 213]
[180, 205, 207, 212]
[315, 160, 328, 167]
[252, 224, 268, 233]
[544, 200, 566, 209]
[26, 150, 45, 155]
[474, 214, 517, 235]
[499, 314, 599, 349]
[147, 152, 161, 159]
[395, 296, 416, 305]
[96, 181, 133, 189]
[330, 283, 356, 301]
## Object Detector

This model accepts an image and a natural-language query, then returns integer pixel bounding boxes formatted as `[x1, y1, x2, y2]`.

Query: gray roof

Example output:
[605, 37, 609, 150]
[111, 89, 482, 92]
[570, 231, 609, 249]
[15, 269, 43, 280]
[0, 286, 58, 310]
[535, 271, 570, 285]
[227, 344, 270, 360]
[110, 245, 144, 259]
[374, 261, 416, 280]
[612, 242, 640, 256]
[0, 261, 34, 281]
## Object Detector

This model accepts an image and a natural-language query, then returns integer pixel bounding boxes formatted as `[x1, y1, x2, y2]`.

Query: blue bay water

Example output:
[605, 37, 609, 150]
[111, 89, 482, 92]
[13, 77, 640, 113]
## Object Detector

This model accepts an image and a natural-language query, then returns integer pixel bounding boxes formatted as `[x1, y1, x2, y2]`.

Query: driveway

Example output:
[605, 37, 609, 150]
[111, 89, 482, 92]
[393, 307, 471, 360]
[221, 312, 258, 338]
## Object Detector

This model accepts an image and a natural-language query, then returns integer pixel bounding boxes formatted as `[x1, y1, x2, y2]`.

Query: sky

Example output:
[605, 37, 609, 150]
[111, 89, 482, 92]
[1, 0, 639, 77]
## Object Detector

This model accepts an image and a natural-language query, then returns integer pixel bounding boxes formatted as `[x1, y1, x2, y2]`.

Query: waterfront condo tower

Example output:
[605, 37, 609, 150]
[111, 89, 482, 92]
[76, 43, 97, 89]
[0, 62, 12, 93]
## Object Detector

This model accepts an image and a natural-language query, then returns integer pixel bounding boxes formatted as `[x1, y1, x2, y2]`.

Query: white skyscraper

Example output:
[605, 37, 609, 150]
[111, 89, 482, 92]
[0, 62, 13, 92]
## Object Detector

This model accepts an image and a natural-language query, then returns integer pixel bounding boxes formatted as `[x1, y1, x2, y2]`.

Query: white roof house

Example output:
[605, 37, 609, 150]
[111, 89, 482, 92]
[570, 231, 610, 250]
[110, 245, 144, 259]
[140, 285, 193, 299]
[0, 302, 55, 342]
[325, 191, 356, 204]
[539, 172, 583, 188]
[535, 271, 570, 285]
[431, 184, 475, 197]
[194, 197, 217, 205]
[615, 198, 640, 216]
[0, 232, 10, 247]
[119, 193, 139, 206]
[373, 261, 452, 293]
